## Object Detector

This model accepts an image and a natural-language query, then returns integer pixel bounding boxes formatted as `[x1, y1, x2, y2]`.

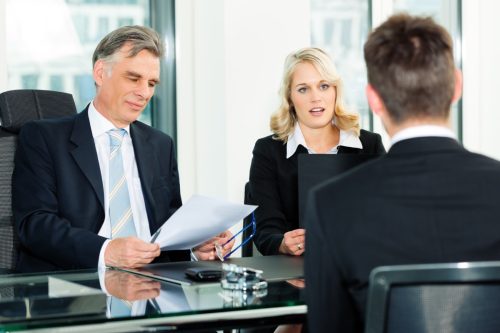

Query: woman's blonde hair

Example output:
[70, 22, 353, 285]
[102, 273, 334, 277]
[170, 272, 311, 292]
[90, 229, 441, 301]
[270, 47, 360, 142]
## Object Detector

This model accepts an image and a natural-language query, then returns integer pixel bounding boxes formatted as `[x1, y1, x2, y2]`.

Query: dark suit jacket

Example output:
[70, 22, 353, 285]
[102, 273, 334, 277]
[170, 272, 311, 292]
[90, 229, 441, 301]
[304, 137, 500, 333]
[12, 108, 189, 273]
[249, 129, 386, 255]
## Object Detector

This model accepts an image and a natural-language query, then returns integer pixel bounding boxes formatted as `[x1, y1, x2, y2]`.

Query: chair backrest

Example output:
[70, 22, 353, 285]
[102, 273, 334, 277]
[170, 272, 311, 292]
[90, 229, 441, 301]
[0, 89, 77, 273]
[365, 261, 500, 333]
[242, 182, 254, 257]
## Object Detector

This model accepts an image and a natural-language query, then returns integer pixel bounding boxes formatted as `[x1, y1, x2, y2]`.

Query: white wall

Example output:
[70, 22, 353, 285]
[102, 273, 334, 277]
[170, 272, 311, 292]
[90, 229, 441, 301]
[0, 0, 6, 92]
[176, 0, 311, 203]
[176, 0, 227, 200]
[462, 0, 500, 160]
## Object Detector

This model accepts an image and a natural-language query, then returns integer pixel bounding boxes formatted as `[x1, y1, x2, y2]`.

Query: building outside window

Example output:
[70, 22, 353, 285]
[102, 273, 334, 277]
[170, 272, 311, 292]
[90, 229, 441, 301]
[50, 75, 64, 91]
[5, 0, 151, 123]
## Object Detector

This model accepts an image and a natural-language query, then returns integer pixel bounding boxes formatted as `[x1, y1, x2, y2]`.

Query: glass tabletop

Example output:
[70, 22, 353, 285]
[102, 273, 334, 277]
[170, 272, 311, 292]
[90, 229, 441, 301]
[0, 267, 305, 331]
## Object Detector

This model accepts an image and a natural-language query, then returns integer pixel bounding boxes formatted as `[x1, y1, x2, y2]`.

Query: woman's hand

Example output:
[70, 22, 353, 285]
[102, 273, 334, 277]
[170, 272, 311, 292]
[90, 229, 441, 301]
[279, 228, 305, 255]
[193, 230, 235, 260]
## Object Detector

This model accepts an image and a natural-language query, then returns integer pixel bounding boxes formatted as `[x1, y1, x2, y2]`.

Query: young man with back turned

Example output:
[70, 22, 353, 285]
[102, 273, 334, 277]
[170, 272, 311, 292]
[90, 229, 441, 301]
[305, 14, 500, 333]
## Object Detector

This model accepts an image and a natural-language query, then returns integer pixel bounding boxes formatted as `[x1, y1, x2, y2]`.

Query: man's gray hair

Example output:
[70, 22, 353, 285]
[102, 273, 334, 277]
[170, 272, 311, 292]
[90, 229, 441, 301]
[92, 25, 164, 67]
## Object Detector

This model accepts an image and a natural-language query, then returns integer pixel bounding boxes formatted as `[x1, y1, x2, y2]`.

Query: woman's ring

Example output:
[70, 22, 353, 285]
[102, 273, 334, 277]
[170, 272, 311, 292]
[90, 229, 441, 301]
[297, 243, 302, 250]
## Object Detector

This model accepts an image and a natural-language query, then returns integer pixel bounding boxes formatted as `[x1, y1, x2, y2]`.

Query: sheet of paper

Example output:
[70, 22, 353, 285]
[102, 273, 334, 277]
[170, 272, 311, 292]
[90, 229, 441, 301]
[152, 195, 257, 250]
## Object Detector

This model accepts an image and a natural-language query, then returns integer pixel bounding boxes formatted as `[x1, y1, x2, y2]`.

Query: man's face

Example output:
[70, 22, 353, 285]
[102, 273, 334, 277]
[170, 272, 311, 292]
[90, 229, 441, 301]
[93, 43, 160, 128]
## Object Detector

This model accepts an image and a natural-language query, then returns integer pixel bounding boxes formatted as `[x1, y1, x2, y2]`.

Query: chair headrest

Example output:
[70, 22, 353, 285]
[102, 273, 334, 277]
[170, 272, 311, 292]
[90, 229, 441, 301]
[0, 89, 77, 133]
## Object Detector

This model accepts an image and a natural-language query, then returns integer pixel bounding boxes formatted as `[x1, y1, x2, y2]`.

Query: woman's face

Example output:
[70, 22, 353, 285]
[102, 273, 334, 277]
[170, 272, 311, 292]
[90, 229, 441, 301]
[289, 61, 336, 131]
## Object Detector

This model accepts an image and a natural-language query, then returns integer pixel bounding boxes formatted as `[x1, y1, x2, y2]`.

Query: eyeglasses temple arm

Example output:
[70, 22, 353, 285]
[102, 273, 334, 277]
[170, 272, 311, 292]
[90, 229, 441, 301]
[222, 213, 256, 259]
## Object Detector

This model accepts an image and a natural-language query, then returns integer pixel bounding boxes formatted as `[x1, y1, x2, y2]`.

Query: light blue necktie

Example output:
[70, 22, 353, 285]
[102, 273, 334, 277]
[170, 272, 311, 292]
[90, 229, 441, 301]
[110, 296, 132, 318]
[108, 129, 136, 238]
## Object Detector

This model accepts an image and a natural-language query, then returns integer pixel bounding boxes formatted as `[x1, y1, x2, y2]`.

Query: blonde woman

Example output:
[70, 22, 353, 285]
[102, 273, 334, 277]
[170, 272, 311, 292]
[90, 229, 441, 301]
[249, 47, 385, 256]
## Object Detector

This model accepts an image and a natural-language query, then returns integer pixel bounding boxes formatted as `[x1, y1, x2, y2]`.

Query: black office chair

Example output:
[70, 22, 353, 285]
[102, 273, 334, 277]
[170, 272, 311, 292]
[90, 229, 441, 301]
[242, 182, 254, 257]
[365, 261, 500, 333]
[0, 89, 77, 274]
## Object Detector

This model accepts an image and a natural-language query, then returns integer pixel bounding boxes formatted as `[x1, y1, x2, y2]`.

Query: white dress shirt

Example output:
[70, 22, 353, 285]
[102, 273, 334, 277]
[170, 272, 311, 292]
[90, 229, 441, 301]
[88, 102, 151, 269]
[286, 122, 363, 159]
[391, 125, 456, 146]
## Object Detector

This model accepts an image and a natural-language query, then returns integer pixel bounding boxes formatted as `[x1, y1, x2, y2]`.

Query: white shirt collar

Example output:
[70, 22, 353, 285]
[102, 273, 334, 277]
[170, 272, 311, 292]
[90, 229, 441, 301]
[88, 101, 131, 138]
[286, 123, 363, 159]
[391, 125, 456, 146]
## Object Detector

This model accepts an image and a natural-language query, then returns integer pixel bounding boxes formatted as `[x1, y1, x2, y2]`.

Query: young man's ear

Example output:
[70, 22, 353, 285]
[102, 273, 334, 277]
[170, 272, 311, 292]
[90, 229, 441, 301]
[452, 68, 463, 104]
[366, 84, 386, 118]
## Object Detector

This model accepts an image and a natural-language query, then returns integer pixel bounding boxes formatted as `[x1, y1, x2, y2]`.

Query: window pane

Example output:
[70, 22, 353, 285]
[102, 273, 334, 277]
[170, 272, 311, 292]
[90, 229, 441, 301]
[21, 74, 39, 89]
[394, 0, 449, 20]
[393, 0, 462, 139]
[311, 0, 371, 130]
[6, 0, 151, 124]
[50, 75, 64, 91]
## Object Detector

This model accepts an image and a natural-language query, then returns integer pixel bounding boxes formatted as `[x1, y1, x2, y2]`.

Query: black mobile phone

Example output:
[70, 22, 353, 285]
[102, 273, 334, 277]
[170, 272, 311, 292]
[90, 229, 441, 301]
[185, 267, 222, 282]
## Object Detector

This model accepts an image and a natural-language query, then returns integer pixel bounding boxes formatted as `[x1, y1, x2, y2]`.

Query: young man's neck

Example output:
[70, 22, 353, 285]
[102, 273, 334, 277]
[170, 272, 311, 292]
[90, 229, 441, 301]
[386, 117, 451, 138]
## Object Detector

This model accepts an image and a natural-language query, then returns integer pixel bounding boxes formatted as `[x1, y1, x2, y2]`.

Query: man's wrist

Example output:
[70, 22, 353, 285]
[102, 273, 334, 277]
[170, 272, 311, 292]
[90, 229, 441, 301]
[99, 239, 111, 269]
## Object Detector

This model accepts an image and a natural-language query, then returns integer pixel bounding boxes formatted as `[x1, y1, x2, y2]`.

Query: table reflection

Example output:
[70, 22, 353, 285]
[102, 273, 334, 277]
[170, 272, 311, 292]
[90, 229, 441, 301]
[104, 269, 161, 301]
[0, 271, 106, 322]
[0, 267, 305, 329]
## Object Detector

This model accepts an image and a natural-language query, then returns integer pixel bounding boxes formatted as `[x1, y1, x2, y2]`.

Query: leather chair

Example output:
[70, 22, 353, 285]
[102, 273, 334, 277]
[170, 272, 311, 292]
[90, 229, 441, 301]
[365, 261, 500, 333]
[0, 90, 77, 274]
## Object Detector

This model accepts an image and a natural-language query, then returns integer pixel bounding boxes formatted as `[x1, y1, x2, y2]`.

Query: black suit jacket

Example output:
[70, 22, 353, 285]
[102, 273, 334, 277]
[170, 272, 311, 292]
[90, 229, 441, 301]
[13, 108, 189, 273]
[304, 137, 500, 333]
[249, 129, 386, 255]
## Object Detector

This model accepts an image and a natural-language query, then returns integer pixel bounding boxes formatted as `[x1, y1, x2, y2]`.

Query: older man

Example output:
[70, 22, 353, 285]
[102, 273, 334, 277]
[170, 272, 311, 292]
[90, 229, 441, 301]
[13, 26, 232, 273]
